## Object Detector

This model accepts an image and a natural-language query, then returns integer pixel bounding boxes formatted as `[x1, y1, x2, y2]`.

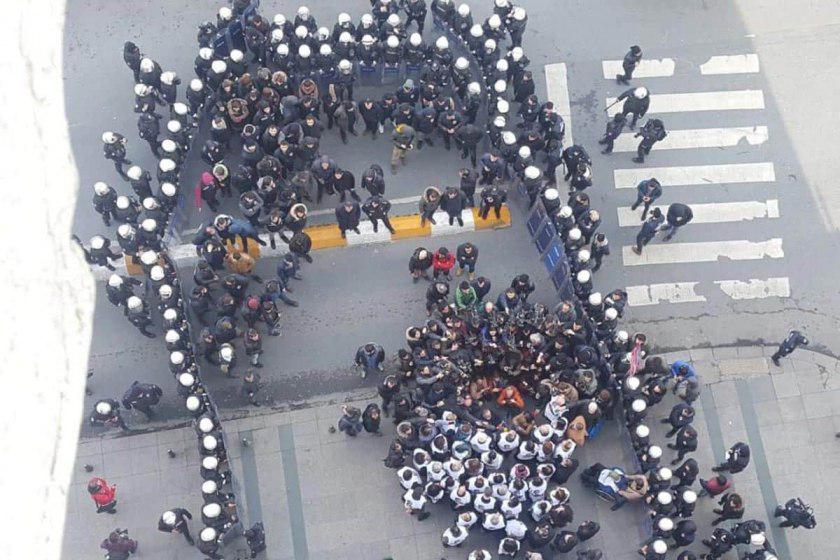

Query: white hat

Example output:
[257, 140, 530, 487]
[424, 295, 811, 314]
[510, 46, 524, 61]
[648, 445, 662, 459]
[165, 330, 180, 344]
[518, 145, 531, 158]
[202, 456, 218, 470]
[568, 227, 581, 241]
[218, 6, 232, 19]
[95, 401, 112, 415]
[190, 79, 203, 91]
[470, 24, 483, 38]
[133, 83, 151, 97]
[202, 480, 218, 494]
[220, 345, 233, 361]
[750, 533, 766, 546]
[162, 510, 176, 525]
[493, 79, 507, 93]
[199, 47, 213, 60]
[544, 188, 559, 201]
[127, 296, 142, 311]
[361, 13, 373, 26]
[142, 197, 157, 210]
[435, 36, 449, 50]
[199, 417, 215, 433]
[387, 13, 400, 26]
[273, 13, 287, 26]
[338, 12, 351, 24]
[277, 43, 290, 56]
[576, 270, 591, 283]
[161, 71, 176, 85]
[495, 0, 509, 6]
[93, 181, 110, 196]
[203, 435, 218, 451]
[319, 43, 332, 56]
[117, 224, 133, 238]
[203, 502, 221, 518]
[295, 25, 308, 39]
[605, 308, 618, 320]
[140, 58, 154, 73]
[626, 376, 640, 390]
[361, 34, 375, 46]
[631, 398, 646, 412]
[496, 99, 509, 113]
[501, 131, 516, 145]
[458, 3, 470, 16]
[525, 166, 539, 180]
[386, 35, 399, 48]
[409, 32, 422, 47]
[484, 38, 497, 51]
[496, 59, 509, 72]
[652, 540, 667, 554]
[271, 28, 284, 42]
[317, 26, 330, 40]
[513, 7, 526, 20]
[634, 86, 649, 99]
[635, 424, 650, 438]
[588, 292, 602, 306]
[658, 517, 674, 531]
[186, 395, 201, 411]
[170, 351, 185, 365]
[163, 308, 178, 322]
[200, 527, 217, 542]
[90, 236, 105, 250]
[179, 372, 195, 387]
[338, 59, 352, 71]
[141, 220, 157, 235]
[558, 205, 572, 219]
[159, 159, 176, 172]
[468, 82, 481, 95]
[299, 44, 311, 58]
[658, 467, 673, 480]
[211, 60, 227, 74]
[108, 274, 123, 288]
[297, 6, 310, 18]
[139, 250, 158, 266]
[488, 14, 502, 28]
[617, 330, 629, 342]
[102, 131, 117, 144]
[493, 116, 506, 127]
[166, 120, 182, 133]
[230, 49, 244, 62]
[150, 266, 164, 282]
[161, 182, 177, 197]
[656, 491, 672, 504]
[682, 489, 697, 504]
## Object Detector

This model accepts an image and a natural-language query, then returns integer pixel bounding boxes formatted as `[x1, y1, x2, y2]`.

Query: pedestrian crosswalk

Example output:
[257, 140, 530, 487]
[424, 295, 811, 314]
[598, 52, 792, 308]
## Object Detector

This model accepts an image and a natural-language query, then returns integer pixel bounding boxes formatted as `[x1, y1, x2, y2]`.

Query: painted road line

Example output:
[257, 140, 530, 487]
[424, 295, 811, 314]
[614, 162, 776, 189]
[700, 54, 760, 75]
[601, 58, 676, 79]
[622, 238, 784, 266]
[345, 219, 393, 246]
[606, 89, 765, 116]
[612, 125, 769, 152]
[431, 209, 476, 236]
[544, 62, 573, 146]
[715, 277, 791, 300]
[617, 200, 780, 227]
[627, 282, 706, 307]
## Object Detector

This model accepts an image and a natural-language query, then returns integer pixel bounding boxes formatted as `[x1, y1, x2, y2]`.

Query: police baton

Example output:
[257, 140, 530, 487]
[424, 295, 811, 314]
[604, 98, 621, 113]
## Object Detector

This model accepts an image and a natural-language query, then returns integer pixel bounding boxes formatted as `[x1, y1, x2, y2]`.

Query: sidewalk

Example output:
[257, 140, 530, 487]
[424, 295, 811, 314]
[63, 346, 840, 560]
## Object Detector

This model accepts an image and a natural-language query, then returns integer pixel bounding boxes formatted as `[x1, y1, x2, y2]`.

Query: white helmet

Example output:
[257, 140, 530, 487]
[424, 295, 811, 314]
[588, 292, 602, 306]
[277, 43, 290, 56]
[626, 376, 640, 390]
[455, 57, 469, 70]
[162, 511, 176, 525]
[648, 445, 662, 459]
[317, 27, 330, 41]
[141, 197, 157, 211]
[165, 330, 180, 344]
[470, 24, 483, 38]
[127, 296, 143, 311]
[495, 0, 509, 6]
[493, 116, 506, 128]
[484, 38, 497, 51]
[652, 540, 667, 554]
[297, 6, 310, 19]
[510, 46, 524, 61]
[95, 401, 112, 415]
[488, 14, 502, 29]
[634, 86, 649, 99]
[493, 79, 507, 94]
[199, 417, 215, 433]
[200, 527, 217, 543]
[295, 25, 308, 39]
[524, 166, 539, 180]
[161, 139, 177, 153]
[513, 7, 526, 20]
[658, 467, 673, 480]
[160, 71, 176, 85]
[467, 82, 481, 95]
[271, 28, 284, 43]
[387, 13, 400, 26]
[496, 99, 509, 113]
[338, 12, 351, 25]
[202, 456, 218, 470]
[435, 36, 449, 50]
[458, 3, 470, 16]
[386, 35, 399, 48]
[409, 32, 422, 47]
[203, 435, 218, 451]
[90, 236, 105, 250]
[202, 480, 218, 494]
[150, 265, 165, 282]
[605, 308, 618, 320]
[108, 274, 123, 288]
[133, 83, 151, 97]
[273, 13, 287, 26]
[102, 131, 117, 144]
[567, 227, 582, 241]
[501, 131, 516, 145]
[203, 502, 221, 518]
[338, 59, 352, 71]
[634, 424, 650, 438]
[230, 49, 244, 63]
[361, 14, 374, 26]
[139, 250, 158, 266]
[361, 34, 375, 46]
[544, 188, 559, 201]
[631, 398, 646, 412]
[163, 308, 178, 322]
[166, 120, 182, 133]
[117, 223, 133, 237]
[189, 79, 203, 91]
[750, 533, 766, 546]
[559, 205, 572, 218]
[159, 159, 176, 172]
[298, 44, 311, 58]
[186, 395, 201, 411]
[319, 44, 332, 56]
[199, 47, 213, 61]
[94, 181, 109, 196]
[211, 60, 227, 74]
[140, 57, 154, 73]
[576, 270, 591, 283]
[656, 491, 672, 505]
[170, 351, 185, 366]
[577, 250, 592, 264]
[658, 517, 674, 532]
[218, 6, 232, 20]
[496, 59, 509, 72]
[682, 490, 697, 504]
[617, 330, 629, 343]
[220, 344, 233, 361]
[518, 145, 531, 158]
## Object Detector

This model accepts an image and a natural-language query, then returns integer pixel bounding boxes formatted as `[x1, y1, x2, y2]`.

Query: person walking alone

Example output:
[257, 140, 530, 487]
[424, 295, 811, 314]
[616, 45, 643, 84]
[631, 208, 664, 255]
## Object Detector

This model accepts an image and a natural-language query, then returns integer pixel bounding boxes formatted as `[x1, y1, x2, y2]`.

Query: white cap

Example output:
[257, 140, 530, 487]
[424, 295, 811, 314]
[211, 60, 227, 74]
[648, 445, 662, 459]
[117, 223, 133, 237]
[202, 456, 218, 470]
[631, 398, 646, 412]
[230, 49, 244, 62]
[458, 3, 470, 16]
[200, 527, 217, 542]
[203, 435, 218, 451]
[299, 44, 311, 58]
[576, 270, 590, 283]
[338, 12, 351, 24]
[484, 38, 497, 51]
[658, 517, 674, 531]
[202, 480, 218, 494]
[409, 32, 422, 47]
[319, 43, 332, 56]
[134, 83, 150, 97]
[510, 46, 524, 61]
[488, 14, 502, 28]
[277, 43, 290, 56]
[493, 79, 506, 93]
[634, 86, 649, 99]
[361, 34, 375, 46]
[470, 24, 483, 38]
[161, 71, 176, 85]
[567, 227, 581, 241]
[140, 57, 154, 72]
[524, 166, 539, 180]
[95, 401, 112, 415]
[162, 510, 176, 525]
[170, 351, 185, 366]
[127, 296, 142, 311]
[102, 131, 117, 144]
[361, 13, 373, 26]
[218, 6, 232, 19]
[605, 308, 618, 320]
[588, 292, 602, 306]
[108, 274, 123, 288]
[295, 25, 308, 39]
[199, 47, 213, 60]
[338, 59, 352, 71]
[518, 145, 531, 158]
[165, 330, 180, 344]
[750, 533, 766, 546]
[90, 236, 105, 250]
[179, 372, 195, 387]
[166, 120, 182, 133]
[682, 490, 697, 504]
[513, 7, 526, 20]
[387, 13, 400, 26]
[93, 181, 109, 195]
[186, 395, 201, 411]
[386, 35, 399, 48]
[150, 266, 164, 282]
[656, 491, 672, 504]
[139, 250, 158, 266]
[199, 417, 215, 433]
[190, 79, 203, 91]
[159, 158, 176, 172]
[635, 424, 650, 438]
[435, 36, 449, 50]
[455, 57, 469, 71]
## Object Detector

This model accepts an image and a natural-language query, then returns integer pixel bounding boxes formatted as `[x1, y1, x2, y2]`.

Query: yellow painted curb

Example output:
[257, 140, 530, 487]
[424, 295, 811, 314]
[124, 254, 142, 276]
[391, 214, 433, 240]
[472, 205, 512, 230]
[305, 223, 348, 250]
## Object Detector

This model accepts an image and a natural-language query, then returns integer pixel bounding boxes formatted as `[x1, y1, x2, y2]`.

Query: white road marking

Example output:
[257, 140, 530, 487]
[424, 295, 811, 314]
[612, 125, 769, 152]
[431, 210, 475, 236]
[622, 238, 784, 266]
[544, 62, 574, 146]
[309, 194, 422, 217]
[601, 58, 676, 79]
[715, 277, 791, 300]
[613, 162, 776, 189]
[700, 54, 760, 75]
[606, 89, 765, 116]
[617, 200, 780, 227]
[627, 282, 706, 307]
[345, 219, 392, 245]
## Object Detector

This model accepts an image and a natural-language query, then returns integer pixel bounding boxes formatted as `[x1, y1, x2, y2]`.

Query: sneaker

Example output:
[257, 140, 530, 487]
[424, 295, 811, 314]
[631, 247, 642, 255]
[601, 149, 612, 155]
[632, 157, 644, 163]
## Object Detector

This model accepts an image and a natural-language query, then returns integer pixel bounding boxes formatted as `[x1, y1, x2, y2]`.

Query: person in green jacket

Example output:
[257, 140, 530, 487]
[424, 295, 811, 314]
[455, 281, 478, 311]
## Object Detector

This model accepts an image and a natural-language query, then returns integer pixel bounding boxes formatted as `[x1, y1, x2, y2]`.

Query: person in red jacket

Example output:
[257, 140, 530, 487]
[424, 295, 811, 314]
[698, 474, 731, 498]
[432, 247, 455, 280]
[88, 477, 118, 514]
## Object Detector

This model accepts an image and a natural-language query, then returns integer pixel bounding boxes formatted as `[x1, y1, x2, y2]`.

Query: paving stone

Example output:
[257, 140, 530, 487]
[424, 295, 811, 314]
[711, 381, 739, 409]
[736, 346, 766, 358]
[718, 357, 769, 377]
[777, 396, 806, 423]
[712, 346, 741, 360]
[797, 371, 828, 395]
[688, 348, 715, 362]
[803, 391, 836, 419]
[772, 373, 800, 398]
[753, 400, 784, 427]
[747, 375, 776, 402]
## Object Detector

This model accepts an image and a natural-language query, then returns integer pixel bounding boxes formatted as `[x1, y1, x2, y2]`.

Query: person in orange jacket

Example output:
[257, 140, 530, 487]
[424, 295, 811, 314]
[432, 247, 455, 280]
[88, 477, 117, 514]
[497, 384, 525, 412]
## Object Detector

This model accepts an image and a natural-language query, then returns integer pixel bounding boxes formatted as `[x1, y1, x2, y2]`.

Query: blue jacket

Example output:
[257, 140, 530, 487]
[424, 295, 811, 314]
[670, 360, 697, 381]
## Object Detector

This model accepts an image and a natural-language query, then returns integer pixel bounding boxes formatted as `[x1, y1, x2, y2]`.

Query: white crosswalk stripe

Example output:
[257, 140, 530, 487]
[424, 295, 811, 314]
[601, 54, 759, 78]
[606, 89, 765, 116]
[714, 277, 791, 299]
[611, 125, 769, 152]
[613, 162, 776, 189]
[617, 200, 779, 227]
[544, 63, 574, 146]
[700, 54, 760, 75]
[601, 58, 676, 79]
[627, 282, 706, 307]
[622, 238, 784, 266]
